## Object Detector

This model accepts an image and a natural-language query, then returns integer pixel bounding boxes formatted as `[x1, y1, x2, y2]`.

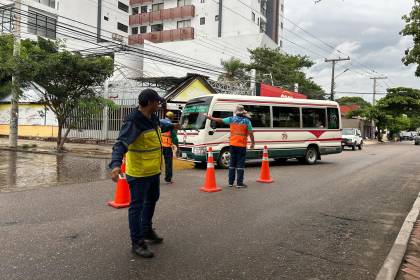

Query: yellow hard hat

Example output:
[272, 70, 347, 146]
[166, 111, 174, 119]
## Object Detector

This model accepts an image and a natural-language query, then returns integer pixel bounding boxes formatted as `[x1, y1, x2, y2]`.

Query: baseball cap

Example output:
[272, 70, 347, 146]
[138, 89, 165, 106]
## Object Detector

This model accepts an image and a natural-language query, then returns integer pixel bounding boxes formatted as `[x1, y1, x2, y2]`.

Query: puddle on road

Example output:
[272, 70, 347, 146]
[0, 151, 110, 192]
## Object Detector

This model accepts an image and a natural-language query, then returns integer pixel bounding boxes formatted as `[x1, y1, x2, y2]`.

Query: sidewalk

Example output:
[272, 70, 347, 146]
[0, 137, 194, 169]
[397, 219, 420, 280]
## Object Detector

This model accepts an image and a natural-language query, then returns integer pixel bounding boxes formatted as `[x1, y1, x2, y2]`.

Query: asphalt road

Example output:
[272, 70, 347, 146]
[1, 142, 420, 280]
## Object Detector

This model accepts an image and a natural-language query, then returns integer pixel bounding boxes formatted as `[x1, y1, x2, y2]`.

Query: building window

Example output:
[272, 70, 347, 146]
[259, 19, 266, 33]
[302, 108, 326, 128]
[215, 15, 219, 21]
[118, 1, 129, 13]
[279, 40, 283, 48]
[243, 105, 271, 128]
[281, 22, 283, 30]
[251, 12, 255, 22]
[141, 6, 148, 13]
[200, 17, 205, 25]
[177, 20, 191, 29]
[132, 7, 139, 15]
[117, 22, 128, 33]
[201, 0, 205, 2]
[273, 107, 300, 128]
[260, 0, 267, 16]
[0, 7, 12, 33]
[104, 16, 109, 21]
[151, 24, 163, 32]
[33, 0, 55, 9]
[152, 3, 164, 11]
[177, 0, 192, 7]
[28, 9, 57, 39]
[132, 27, 138, 35]
[281, 4, 284, 12]
[140, 26, 147, 33]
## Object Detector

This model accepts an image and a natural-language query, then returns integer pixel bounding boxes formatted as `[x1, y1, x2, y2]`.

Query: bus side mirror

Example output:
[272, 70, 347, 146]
[209, 131, 214, 135]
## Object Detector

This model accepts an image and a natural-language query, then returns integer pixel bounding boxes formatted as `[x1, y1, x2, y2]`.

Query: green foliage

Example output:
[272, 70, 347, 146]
[219, 57, 247, 81]
[387, 115, 411, 134]
[336, 96, 371, 108]
[377, 87, 420, 118]
[246, 48, 326, 99]
[0, 35, 14, 99]
[401, 1, 420, 76]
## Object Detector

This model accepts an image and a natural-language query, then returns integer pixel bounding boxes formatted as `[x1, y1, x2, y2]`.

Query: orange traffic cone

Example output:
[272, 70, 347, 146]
[108, 160, 131, 208]
[257, 146, 273, 183]
[200, 147, 222, 193]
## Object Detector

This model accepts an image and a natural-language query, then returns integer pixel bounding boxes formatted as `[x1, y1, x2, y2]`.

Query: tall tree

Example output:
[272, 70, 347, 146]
[1, 36, 115, 151]
[401, 1, 420, 76]
[246, 47, 326, 99]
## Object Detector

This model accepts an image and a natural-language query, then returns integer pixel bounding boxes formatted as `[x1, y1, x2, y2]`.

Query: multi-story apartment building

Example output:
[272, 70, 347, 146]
[126, 0, 284, 78]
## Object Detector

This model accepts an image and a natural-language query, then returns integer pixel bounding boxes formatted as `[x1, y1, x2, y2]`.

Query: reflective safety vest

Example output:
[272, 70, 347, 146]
[126, 128, 162, 178]
[161, 131, 172, 148]
[230, 123, 248, 147]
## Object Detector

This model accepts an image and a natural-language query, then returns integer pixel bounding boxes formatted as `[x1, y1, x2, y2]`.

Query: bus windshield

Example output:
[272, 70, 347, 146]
[180, 97, 212, 130]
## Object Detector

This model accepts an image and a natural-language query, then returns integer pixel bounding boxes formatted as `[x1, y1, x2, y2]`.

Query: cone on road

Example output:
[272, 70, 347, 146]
[200, 147, 222, 193]
[257, 146, 273, 183]
[108, 160, 131, 208]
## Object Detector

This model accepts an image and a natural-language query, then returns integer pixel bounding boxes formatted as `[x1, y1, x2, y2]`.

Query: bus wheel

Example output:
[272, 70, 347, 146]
[217, 148, 231, 169]
[303, 146, 318, 165]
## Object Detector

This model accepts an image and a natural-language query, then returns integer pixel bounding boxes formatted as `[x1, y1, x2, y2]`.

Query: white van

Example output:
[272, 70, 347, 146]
[178, 94, 342, 168]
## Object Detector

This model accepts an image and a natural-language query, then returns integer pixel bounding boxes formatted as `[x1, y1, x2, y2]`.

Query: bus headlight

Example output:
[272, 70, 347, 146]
[192, 147, 207, 155]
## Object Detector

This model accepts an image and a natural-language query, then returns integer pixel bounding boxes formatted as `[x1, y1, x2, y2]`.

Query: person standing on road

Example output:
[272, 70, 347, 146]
[109, 89, 172, 259]
[160, 111, 179, 184]
[204, 105, 255, 188]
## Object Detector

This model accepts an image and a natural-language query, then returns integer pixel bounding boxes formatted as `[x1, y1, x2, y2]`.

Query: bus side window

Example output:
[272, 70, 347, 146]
[273, 107, 300, 128]
[327, 108, 339, 129]
[302, 108, 326, 128]
[212, 111, 233, 128]
[243, 105, 271, 127]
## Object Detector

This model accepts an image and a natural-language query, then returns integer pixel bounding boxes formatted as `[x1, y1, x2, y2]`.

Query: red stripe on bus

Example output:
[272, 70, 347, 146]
[180, 138, 342, 147]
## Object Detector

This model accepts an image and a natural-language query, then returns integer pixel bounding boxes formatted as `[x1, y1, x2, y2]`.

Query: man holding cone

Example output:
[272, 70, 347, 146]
[204, 105, 255, 188]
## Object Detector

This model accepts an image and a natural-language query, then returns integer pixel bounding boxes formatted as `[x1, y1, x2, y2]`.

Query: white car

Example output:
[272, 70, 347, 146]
[341, 128, 363, 150]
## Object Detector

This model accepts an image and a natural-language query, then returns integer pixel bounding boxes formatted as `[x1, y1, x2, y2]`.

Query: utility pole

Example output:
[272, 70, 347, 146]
[369, 76, 387, 140]
[325, 57, 350, 101]
[370, 76, 387, 105]
[9, 0, 21, 148]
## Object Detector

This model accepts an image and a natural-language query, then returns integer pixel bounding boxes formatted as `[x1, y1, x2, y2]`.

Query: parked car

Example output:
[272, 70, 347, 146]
[400, 131, 417, 141]
[415, 134, 420, 145]
[342, 128, 363, 150]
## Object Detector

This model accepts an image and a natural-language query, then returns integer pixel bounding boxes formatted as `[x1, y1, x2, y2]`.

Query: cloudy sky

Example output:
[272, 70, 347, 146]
[283, 0, 419, 102]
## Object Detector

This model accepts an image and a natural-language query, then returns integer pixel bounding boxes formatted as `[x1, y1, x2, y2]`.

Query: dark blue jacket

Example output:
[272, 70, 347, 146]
[109, 108, 173, 170]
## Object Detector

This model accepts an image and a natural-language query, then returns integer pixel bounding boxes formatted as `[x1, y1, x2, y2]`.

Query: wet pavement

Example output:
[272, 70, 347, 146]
[0, 151, 110, 192]
[1, 142, 420, 280]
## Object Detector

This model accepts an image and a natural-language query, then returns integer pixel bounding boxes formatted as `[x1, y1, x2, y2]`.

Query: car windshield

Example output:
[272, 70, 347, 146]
[179, 97, 212, 130]
[342, 128, 354, 135]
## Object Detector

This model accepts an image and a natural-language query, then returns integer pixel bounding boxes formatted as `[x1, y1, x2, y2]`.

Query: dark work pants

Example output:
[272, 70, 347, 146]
[228, 146, 247, 185]
[126, 174, 160, 246]
[162, 147, 173, 182]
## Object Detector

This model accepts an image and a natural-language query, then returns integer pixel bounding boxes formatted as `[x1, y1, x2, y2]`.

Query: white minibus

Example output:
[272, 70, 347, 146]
[178, 94, 342, 168]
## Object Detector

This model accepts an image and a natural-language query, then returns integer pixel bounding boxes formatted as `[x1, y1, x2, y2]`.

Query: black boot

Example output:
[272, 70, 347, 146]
[144, 229, 164, 244]
[132, 240, 154, 258]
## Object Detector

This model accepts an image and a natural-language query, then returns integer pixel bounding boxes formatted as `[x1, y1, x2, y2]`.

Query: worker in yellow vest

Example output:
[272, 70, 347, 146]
[161, 111, 179, 184]
[109, 89, 173, 259]
[205, 105, 255, 188]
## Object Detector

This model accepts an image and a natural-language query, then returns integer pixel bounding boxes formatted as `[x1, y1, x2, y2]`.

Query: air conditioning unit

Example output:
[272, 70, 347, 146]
[112, 33, 124, 42]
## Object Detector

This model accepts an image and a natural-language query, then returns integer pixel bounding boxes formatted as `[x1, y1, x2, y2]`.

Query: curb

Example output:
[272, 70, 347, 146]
[375, 192, 420, 280]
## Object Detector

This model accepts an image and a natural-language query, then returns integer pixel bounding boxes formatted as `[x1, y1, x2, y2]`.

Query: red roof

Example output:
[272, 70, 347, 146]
[259, 83, 307, 99]
[339, 104, 360, 114]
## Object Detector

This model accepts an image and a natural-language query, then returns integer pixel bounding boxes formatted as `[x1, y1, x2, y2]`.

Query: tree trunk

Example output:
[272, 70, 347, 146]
[57, 123, 63, 152]
[58, 127, 71, 151]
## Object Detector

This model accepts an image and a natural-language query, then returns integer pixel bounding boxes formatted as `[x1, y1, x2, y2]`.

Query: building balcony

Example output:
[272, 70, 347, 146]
[129, 0, 152, 5]
[129, 5, 195, 26]
[128, 27, 194, 45]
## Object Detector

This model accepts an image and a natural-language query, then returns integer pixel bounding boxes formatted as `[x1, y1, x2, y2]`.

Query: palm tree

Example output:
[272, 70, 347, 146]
[220, 57, 247, 81]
